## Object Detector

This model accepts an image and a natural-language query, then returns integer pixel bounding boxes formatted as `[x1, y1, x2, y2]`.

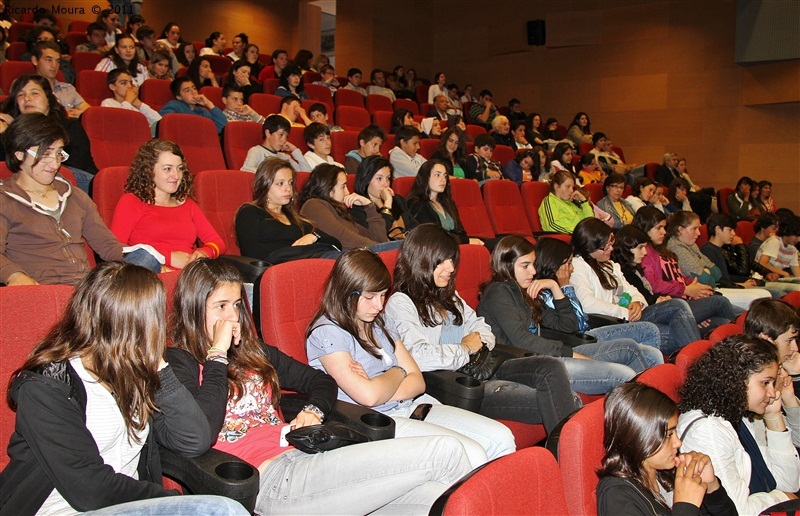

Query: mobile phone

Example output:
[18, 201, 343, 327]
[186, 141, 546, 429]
[410, 403, 432, 421]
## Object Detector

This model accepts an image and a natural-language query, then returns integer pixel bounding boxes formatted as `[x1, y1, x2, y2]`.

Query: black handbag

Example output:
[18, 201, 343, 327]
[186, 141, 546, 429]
[457, 344, 505, 381]
[285, 422, 369, 454]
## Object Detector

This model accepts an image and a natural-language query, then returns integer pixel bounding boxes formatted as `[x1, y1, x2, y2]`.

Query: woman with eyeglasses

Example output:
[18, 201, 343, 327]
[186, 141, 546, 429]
[596, 173, 635, 229]
[0, 113, 123, 286]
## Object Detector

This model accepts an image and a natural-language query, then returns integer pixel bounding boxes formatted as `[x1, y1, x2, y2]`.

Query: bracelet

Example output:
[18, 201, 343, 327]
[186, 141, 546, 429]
[763, 415, 783, 421]
[302, 404, 325, 422]
[312, 231, 321, 242]
[379, 207, 393, 216]
[392, 365, 408, 378]
[206, 355, 229, 365]
[207, 347, 227, 355]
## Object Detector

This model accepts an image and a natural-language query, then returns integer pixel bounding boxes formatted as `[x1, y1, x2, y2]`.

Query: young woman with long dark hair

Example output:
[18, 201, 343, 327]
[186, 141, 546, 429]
[95, 34, 149, 86]
[353, 155, 407, 240]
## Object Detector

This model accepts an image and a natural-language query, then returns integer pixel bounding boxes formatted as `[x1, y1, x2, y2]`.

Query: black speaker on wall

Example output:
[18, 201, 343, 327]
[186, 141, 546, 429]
[527, 19, 546, 46]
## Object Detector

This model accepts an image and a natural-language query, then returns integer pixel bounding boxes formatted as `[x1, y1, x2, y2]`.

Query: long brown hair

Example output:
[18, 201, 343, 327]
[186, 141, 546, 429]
[308, 249, 393, 358]
[571, 217, 618, 291]
[10, 262, 165, 441]
[125, 139, 192, 204]
[486, 234, 545, 325]
[170, 259, 281, 406]
[393, 224, 463, 327]
[298, 163, 353, 221]
[248, 157, 314, 229]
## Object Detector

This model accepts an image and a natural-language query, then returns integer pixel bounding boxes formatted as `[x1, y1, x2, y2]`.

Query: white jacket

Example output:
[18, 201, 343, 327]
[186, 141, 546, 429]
[568, 256, 648, 320]
[677, 409, 800, 516]
[385, 291, 495, 372]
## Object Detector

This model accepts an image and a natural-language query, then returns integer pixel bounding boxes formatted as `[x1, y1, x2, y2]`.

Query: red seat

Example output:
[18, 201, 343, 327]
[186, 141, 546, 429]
[301, 70, 321, 84]
[431, 447, 568, 516]
[418, 138, 439, 159]
[557, 398, 605, 516]
[287, 129, 308, 155]
[645, 162, 659, 181]
[330, 130, 358, 166]
[378, 249, 399, 279]
[0, 61, 35, 94]
[81, 107, 151, 169]
[139, 78, 173, 112]
[578, 142, 593, 156]
[585, 182, 604, 204]
[420, 103, 433, 117]
[611, 145, 625, 163]
[8, 22, 34, 43]
[261, 78, 280, 95]
[71, 52, 104, 74]
[736, 220, 755, 245]
[193, 169, 255, 256]
[158, 114, 226, 174]
[465, 124, 487, 140]
[635, 363, 682, 403]
[718, 187, 734, 215]
[0, 162, 77, 186]
[365, 94, 393, 114]
[735, 311, 747, 330]
[391, 176, 415, 198]
[249, 93, 281, 117]
[372, 111, 392, 133]
[450, 179, 495, 240]
[782, 291, 800, 309]
[200, 86, 224, 110]
[696, 224, 708, 248]
[334, 88, 364, 108]
[0, 284, 75, 469]
[68, 20, 91, 33]
[223, 121, 263, 170]
[492, 145, 516, 168]
[393, 98, 419, 116]
[415, 84, 428, 106]
[64, 31, 86, 54]
[486, 180, 534, 237]
[5, 41, 26, 61]
[204, 55, 233, 76]
[260, 259, 336, 363]
[335, 105, 370, 132]
[381, 135, 395, 159]
[454, 244, 491, 310]
[294, 171, 311, 193]
[675, 339, 713, 381]
[75, 70, 111, 106]
[257, 65, 276, 84]
[92, 166, 131, 227]
[708, 323, 741, 344]
[303, 83, 333, 104]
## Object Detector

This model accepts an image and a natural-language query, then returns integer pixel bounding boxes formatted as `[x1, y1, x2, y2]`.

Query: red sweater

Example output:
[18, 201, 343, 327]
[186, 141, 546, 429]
[110, 193, 225, 267]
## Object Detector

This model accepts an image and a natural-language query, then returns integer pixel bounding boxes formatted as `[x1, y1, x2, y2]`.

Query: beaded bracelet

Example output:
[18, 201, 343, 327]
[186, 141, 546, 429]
[206, 355, 229, 365]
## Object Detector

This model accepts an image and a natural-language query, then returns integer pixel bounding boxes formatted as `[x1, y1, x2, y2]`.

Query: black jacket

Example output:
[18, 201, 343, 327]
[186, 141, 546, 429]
[0, 361, 213, 514]
[655, 164, 682, 188]
[405, 197, 469, 244]
[596, 476, 737, 516]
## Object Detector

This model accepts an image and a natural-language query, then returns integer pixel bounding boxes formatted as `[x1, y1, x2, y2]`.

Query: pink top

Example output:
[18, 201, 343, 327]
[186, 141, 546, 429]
[640, 244, 692, 297]
[110, 193, 225, 267]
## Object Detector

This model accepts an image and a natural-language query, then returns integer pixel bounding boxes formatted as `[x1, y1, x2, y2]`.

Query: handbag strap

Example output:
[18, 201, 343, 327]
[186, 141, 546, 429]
[679, 414, 708, 441]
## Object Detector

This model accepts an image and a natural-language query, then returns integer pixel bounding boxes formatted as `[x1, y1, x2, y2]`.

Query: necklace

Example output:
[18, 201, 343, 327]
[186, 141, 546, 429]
[20, 185, 52, 199]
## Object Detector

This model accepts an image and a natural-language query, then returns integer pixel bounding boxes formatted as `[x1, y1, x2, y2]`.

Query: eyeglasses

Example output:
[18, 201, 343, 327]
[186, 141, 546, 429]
[27, 148, 69, 164]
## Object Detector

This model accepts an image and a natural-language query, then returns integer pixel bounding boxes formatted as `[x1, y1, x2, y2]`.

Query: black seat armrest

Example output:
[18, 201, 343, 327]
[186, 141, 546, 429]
[218, 255, 271, 284]
[280, 393, 395, 441]
[422, 370, 484, 413]
[159, 446, 259, 514]
[587, 313, 626, 329]
[539, 327, 598, 348]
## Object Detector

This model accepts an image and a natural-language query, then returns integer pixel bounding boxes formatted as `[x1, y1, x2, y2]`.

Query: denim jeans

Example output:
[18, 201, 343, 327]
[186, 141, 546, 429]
[587, 321, 662, 349]
[122, 248, 162, 273]
[686, 295, 737, 334]
[640, 298, 702, 354]
[84, 495, 247, 515]
[67, 166, 94, 194]
[476, 355, 578, 433]
[256, 436, 472, 515]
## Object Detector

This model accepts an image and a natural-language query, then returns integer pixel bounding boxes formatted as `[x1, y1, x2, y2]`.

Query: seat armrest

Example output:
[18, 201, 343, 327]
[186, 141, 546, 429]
[159, 446, 259, 514]
[492, 343, 530, 359]
[218, 255, 271, 283]
[280, 393, 395, 441]
[539, 327, 598, 347]
[587, 313, 626, 329]
[422, 370, 485, 413]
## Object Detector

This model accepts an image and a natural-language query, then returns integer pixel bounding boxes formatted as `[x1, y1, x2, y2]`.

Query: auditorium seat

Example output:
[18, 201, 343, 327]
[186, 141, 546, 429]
[204, 55, 233, 76]
[193, 169, 255, 256]
[578, 142, 593, 156]
[418, 138, 439, 159]
[331, 130, 359, 165]
[71, 52, 104, 74]
[81, 107, 151, 169]
[75, 70, 111, 106]
[301, 70, 322, 84]
[465, 125, 487, 140]
[449, 178, 496, 240]
[484, 180, 534, 238]
[249, 93, 281, 117]
[708, 323, 741, 344]
[303, 83, 333, 105]
[200, 86, 224, 110]
[257, 65, 276, 84]
[645, 162, 659, 180]
[492, 145, 516, 168]
[365, 94, 393, 114]
[5, 41, 26, 61]
[8, 22, 34, 43]
[380, 134, 395, 159]
[335, 105, 370, 132]
[393, 98, 419, 116]
[139, 79, 173, 112]
[696, 224, 708, 247]
[68, 20, 91, 33]
[287, 128, 308, 154]
[736, 220, 755, 245]
[675, 339, 713, 380]
[64, 31, 85, 54]
[223, 121, 263, 170]
[158, 114, 226, 174]
[261, 78, 280, 95]
[635, 363, 682, 403]
[391, 176, 415, 197]
[334, 88, 364, 108]
[415, 84, 428, 106]
[372, 111, 392, 133]
[92, 166, 130, 226]
[0, 61, 35, 93]
[585, 183, 604, 204]
[718, 187, 734, 215]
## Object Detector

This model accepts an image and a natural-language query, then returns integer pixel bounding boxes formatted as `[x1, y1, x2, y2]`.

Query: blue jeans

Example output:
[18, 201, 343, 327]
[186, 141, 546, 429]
[587, 321, 662, 350]
[123, 248, 162, 273]
[84, 495, 247, 515]
[686, 295, 736, 335]
[640, 298, 702, 355]
[67, 166, 94, 194]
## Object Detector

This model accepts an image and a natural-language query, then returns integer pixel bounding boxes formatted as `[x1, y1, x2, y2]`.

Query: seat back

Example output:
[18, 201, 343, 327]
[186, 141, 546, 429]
[81, 107, 152, 170]
[380, 135, 395, 159]
[0, 284, 75, 469]
[223, 121, 263, 170]
[782, 291, 800, 309]
[391, 176, 415, 198]
[393, 98, 419, 116]
[585, 183, 604, 204]
[158, 114, 226, 174]
[696, 224, 708, 248]
[64, 32, 85, 54]
[261, 78, 280, 95]
[200, 86, 224, 110]
[645, 162, 659, 180]
[75, 70, 112, 106]
[415, 84, 428, 106]
[736, 220, 755, 245]
[257, 65, 276, 84]
[465, 124, 486, 140]
[558, 398, 605, 516]
[301, 71, 322, 84]
[454, 244, 491, 309]
[0, 61, 35, 94]
[334, 88, 364, 108]
[708, 323, 741, 344]
[259, 259, 335, 363]
[492, 145, 516, 168]
[484, 180, 533, 236]
[5, 41, 27, 61]
[139, 78, 173, 112]
[193, 169, 255, 255]
[718, 187, 734, 215]
[203, 55, 233, 76]
[520, 181, 551, 233]
[303, 83, 333, 105]
[92, 166, 131, 227]
[675, 339, 712, 381]
[418, 138, 439, 159]
[450, 179, 495, 239]
[635, 363, 682, 403]
[335, 105, 370, 132]
[71, 52, 104, 74]
[249, 93, 281, 117]
[330, 130, 359, 166]
[372, 111, 392, 132]
[365, 94, 393, 114]
[432, 447, 568, 516]
[68, 20, 91, 33]
[8, 22, 35, 43]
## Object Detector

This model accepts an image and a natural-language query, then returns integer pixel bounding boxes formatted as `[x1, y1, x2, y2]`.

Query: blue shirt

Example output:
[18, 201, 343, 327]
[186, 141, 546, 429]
[159, 99, 228, 134]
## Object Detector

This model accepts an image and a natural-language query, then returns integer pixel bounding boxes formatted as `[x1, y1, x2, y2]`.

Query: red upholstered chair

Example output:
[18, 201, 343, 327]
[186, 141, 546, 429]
[393, 98, 419, 116]
[0, 162, 77, 186]
[200, 86, 224, 110]
[635, 363, 683, 403]
[455, 244, 490, 310]
[450, 179, 495, 240]
[261, 78, 280, 95]
[301, 99, 334, 121]
[92, 166, 131, 226]
[556, 398, 606, 516]
[335, 105, 370, 132]
[191, 42, 204, 54]
[294, 171, 310, 192]
[68, 20, 91, 33]
[519, 181, 550, 233]
[176, 66, 188, 78]
[380, 135, 395, 159]
[735, 311, 747, 330]
[287, 128, 308, 154]
[492, 145, 516, 168]
[418, 138, 439, 159]
[555, 124, 567, 140]
[585, 182, 604, 204]
[378, 249, 399, 279]
[75, 70, 111, 106]
[578, 142, 593, 156]
[249, 93, 281, 117]
[484, 180, 534, 237]
[0, 284, 75, 469]
[696, 224, 708, 248]
[301, 70, 321, 84]
[204, 55, 233, 76]
[71, 52, 104, 74]
[8, 22, 34, 43]
[5, 41, 26, 61]
[675, 339, 713, 380]
[259, 259, 336, 362]
[611, 145, 625, 163]
[65, 32, 86, 54]
[330, 130, 359, 165]
[139, 79, 173, 112]
[257, 65, 276, 84]
[223, 121, 263, 170]
[303, 83, 333, 104]
[372, 111, 392, 132]
[645, 162, 659, 180]
[420, 102, 433, 117]
[430, 447, 568, 516]
[782, 291, 800, 309]
[718, 188, 734, 215]
[81, 107, 151, 169]
[193, 169, 255, 256]
[708, 323, 741, 344]
[158, 114, 226, 174]
[465, 125, 486, 140]
[334, 88, 364, 108]
[736, 220, 755, 245]
[391, 176, 415, 198]
[365, 94, 393, 114]
[0, 61, 35, 93]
